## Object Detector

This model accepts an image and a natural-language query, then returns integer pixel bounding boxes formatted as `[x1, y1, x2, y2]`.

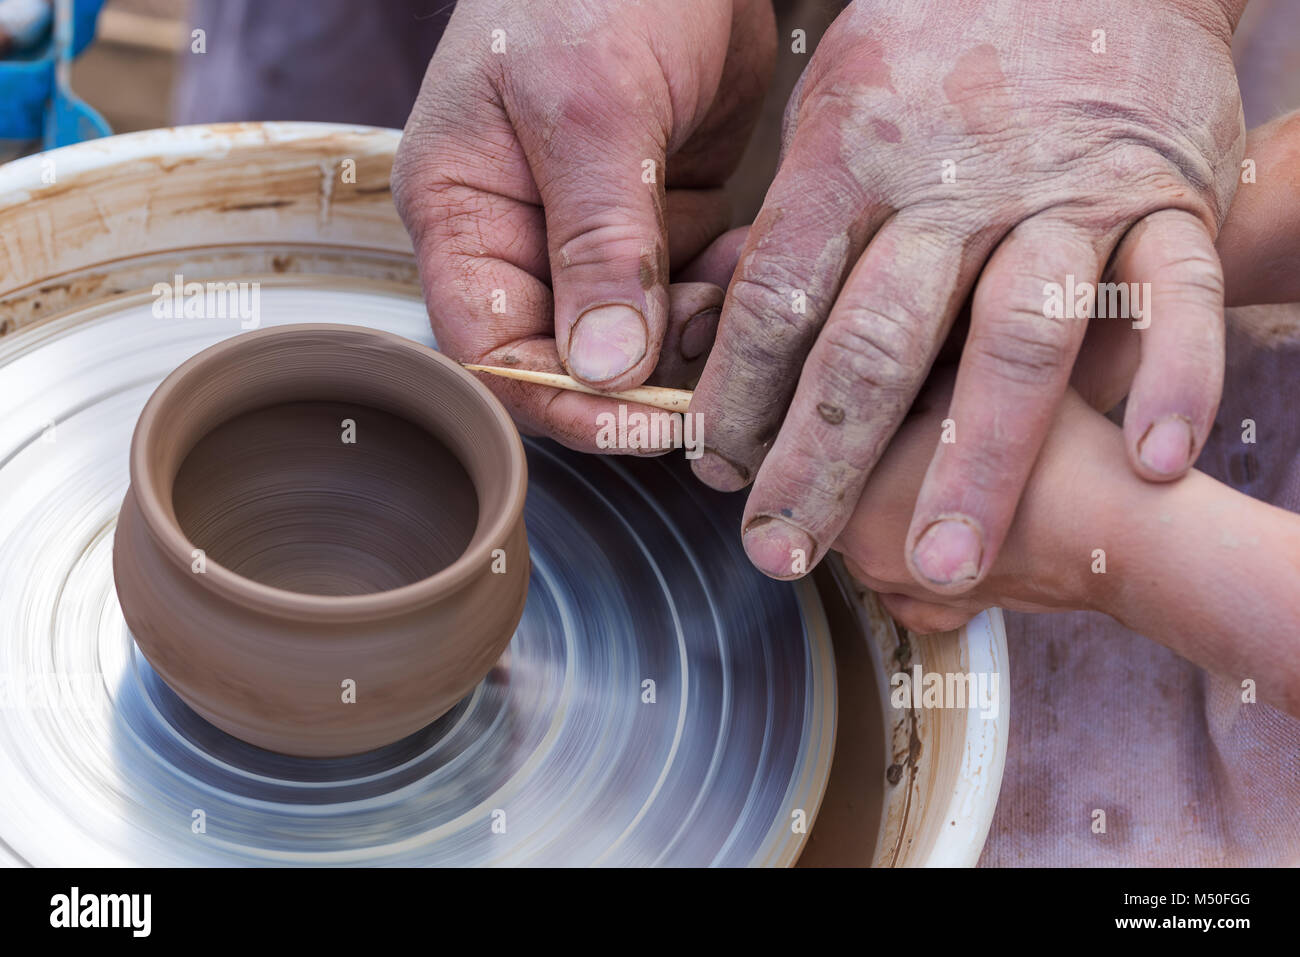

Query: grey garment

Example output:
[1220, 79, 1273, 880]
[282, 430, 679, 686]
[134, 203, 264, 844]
[1234, 0, 1300, 128]
[172, 0, 451, 128]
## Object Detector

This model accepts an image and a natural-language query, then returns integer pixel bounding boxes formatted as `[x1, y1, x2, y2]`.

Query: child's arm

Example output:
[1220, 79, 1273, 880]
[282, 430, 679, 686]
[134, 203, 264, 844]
[837, 385, 1300, 716]
[1077, 415, 1300, 715]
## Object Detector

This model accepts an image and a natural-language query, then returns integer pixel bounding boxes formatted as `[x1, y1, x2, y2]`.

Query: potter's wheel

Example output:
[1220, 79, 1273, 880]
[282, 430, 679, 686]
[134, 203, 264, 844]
[0, 281, 837, 866]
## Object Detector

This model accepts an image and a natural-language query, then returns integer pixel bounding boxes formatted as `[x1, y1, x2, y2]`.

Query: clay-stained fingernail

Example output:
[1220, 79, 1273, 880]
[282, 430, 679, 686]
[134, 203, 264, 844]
[742, 516, 815, 580]
[911, 517, 982, 586]
[680, 308, 720, 360]
[567, 304, 647, 384]
[693, 449, 749, 491]
[1138, 415, 1194, 476]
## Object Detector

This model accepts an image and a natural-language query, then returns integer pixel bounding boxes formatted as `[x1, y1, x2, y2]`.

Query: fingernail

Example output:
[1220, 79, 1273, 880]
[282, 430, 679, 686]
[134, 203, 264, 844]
[693, 449, 750, 492]
[680, 308, 719, 360]
[1138, 415, 1194, 476]
[567, 304, 647, 383]
[743, 517, 816, 580]
[911, 517, 983, 586]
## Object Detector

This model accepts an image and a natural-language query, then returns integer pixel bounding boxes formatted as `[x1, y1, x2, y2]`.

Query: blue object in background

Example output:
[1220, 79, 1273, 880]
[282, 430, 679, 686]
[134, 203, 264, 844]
[0, 0, 111, 148]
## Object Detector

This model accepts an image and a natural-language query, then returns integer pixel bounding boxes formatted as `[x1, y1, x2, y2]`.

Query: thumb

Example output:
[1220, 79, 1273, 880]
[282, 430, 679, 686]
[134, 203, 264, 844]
[519, 87, 672, 390]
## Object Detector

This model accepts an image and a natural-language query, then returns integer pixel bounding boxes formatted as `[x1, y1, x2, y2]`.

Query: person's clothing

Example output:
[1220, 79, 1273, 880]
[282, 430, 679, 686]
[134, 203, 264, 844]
[173, 0, 449, 129]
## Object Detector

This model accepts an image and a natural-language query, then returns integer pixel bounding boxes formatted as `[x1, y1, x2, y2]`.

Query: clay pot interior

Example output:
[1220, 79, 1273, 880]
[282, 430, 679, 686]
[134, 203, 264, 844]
[134, 324, 521, 607]
[173, 400, 478, 596]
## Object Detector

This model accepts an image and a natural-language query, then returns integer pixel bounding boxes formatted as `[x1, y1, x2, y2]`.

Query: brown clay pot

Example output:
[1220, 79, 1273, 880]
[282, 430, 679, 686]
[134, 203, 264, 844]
[113, 324, 529, 757]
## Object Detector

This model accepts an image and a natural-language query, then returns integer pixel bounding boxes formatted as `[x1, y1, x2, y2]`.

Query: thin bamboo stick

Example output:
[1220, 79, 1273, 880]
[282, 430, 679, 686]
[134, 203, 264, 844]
[462, 364, 693, 414]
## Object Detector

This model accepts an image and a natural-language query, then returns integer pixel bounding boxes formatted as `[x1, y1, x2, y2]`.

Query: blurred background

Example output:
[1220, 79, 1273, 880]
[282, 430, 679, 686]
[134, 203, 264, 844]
[72, 0, 180, 133]
[4, 0, 1299, 223]
[1, 0, 839, 224]
[64, 0, 1300, 131]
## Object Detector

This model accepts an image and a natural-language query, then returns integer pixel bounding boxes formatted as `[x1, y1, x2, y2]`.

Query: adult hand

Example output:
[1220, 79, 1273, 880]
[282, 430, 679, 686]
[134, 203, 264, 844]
[841, 103, 1300, 636]
[834, 370, 1092, 635]
[691, 0, 1247, 593]
[393, 0, 775, 451]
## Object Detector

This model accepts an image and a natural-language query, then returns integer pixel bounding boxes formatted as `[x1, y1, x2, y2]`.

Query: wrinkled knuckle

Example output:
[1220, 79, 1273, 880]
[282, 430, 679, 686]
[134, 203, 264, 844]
[1106, 137, 1220, 204]
[821, 305, 929, 395]
[1054, 196, 1134, 235]
[972, 309, 1075, 386]
[728, 264, 820, 336]
[406, 181, 499, 252]
[554, 222, 649, 275]
[391, 139, 436, 230]
[392, 177, 458, 249]
[1157, 248, 1225, 302]
[392, 70, 495, 191]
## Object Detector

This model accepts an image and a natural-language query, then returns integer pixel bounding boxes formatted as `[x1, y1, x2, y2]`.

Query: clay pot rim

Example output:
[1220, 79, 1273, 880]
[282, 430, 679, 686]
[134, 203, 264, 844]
[128, 323, 527, 623]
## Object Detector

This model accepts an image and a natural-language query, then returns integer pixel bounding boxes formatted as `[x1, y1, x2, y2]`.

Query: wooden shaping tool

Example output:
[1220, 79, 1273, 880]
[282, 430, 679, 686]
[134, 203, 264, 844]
[462, 363, 693, 414]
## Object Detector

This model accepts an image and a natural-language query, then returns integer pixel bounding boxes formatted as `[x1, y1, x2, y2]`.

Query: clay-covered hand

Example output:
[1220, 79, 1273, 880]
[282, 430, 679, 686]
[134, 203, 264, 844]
[393, 0, 774, 451]
[692, 0, 1247, 594]
[834, 370, 1097, 635]
[842, 104, 1300, 639]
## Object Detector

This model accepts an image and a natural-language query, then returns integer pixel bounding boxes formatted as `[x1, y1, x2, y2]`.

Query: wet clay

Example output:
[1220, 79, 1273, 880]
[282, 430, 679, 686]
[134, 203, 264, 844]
[174, 401, 478, 596]
[113, 324, 529, 758]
